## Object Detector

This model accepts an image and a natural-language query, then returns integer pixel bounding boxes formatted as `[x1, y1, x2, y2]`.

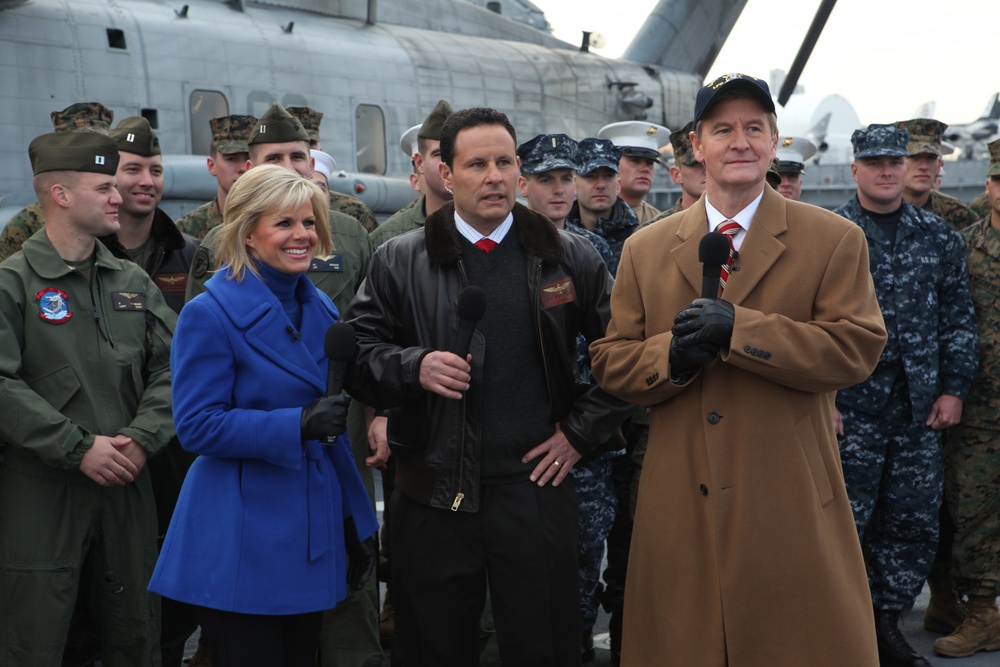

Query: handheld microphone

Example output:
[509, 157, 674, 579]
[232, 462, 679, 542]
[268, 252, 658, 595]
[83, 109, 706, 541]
[698, 232, 731, 299]
[322, 322, 356, 444]
[450, 285, 487, 358]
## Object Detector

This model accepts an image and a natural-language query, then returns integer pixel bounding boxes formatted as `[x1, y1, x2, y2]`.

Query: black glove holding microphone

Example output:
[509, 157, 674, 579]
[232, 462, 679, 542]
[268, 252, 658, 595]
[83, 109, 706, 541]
[302, 322, 355, 443]
[669, 231, 739, 378]
[301, 394, 351, 442]
[669, 298, 736, 376]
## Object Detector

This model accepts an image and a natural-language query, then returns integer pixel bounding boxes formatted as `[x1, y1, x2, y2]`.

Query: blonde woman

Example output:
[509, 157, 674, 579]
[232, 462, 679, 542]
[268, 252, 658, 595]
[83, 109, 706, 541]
[149, 165, 377, 667]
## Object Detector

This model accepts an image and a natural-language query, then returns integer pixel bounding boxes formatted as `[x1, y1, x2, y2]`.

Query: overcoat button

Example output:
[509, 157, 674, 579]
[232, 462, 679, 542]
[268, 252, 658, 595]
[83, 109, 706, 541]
[699, 484, 709, 496]
[707, 412, 721, 425]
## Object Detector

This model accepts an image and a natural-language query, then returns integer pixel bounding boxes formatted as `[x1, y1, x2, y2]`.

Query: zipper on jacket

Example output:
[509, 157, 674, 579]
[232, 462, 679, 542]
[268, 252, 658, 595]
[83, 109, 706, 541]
[452, 260, 470, 511]
[532, 260, 556, 407]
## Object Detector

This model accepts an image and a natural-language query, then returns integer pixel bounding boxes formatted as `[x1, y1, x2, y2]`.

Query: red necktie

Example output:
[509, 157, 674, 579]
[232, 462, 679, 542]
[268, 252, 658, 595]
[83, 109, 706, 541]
[475, 238, 498, 253]
[716, 220, 741, 291]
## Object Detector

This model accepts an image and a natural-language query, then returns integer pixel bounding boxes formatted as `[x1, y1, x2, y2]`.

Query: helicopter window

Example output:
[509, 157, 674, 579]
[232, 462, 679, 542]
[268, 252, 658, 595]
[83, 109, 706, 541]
[107, 29, 126, 50]
[190, 91, 230, 156]
[355, 104, 386, 175]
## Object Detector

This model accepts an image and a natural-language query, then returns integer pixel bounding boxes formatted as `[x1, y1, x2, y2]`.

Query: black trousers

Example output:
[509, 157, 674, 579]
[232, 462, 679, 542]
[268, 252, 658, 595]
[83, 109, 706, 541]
[391, 480, 581, 667]
[195, 606, 323, 667]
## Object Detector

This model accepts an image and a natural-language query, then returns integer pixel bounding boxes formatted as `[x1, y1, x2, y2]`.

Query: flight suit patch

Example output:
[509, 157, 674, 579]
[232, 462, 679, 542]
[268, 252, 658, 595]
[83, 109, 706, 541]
[35, 287, 72, 323]
[540, 276, 576, 309]
[310, 254, 344, 272]
[154, 273, 188, 293]
[112, 292, 147, 311]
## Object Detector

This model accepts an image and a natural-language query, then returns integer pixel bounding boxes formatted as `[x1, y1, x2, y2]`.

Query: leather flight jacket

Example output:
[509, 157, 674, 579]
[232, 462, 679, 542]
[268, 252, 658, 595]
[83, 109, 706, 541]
[346, 202, 631, 512]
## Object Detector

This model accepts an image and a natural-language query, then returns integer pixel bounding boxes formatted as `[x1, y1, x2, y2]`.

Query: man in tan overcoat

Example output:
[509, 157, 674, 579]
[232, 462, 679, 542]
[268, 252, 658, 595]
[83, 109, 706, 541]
[590, 73, 887, 667]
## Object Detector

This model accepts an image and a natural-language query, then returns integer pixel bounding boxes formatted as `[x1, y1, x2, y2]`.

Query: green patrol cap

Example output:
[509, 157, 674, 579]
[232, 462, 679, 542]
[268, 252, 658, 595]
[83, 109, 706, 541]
[50, 102, 114, 135]
[670, 121, 697, 167]
[111, 117, 161, 156]
[894, 118, 947, 157]
[29, 132, 120, 176]
[287, 107, 323, 145]
[988, 138, 1000, 178]
[248, 103, 310, 146]
[418, 100, 453, 141]
[211, 114, 256, 154]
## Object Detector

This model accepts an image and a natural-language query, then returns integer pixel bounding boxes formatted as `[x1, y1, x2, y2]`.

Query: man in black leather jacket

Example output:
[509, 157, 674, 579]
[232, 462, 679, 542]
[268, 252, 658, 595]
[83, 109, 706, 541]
[345, 107, 630, 667]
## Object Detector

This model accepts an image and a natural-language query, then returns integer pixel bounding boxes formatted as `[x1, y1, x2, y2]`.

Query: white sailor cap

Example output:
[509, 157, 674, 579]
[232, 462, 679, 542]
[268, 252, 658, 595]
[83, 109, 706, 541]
[940, 140, 956, 156]
[400, 124, 421, 159]
[775, 135, 817, 174]
[597, 121, 670, 162]
[311, 149, 337, 181]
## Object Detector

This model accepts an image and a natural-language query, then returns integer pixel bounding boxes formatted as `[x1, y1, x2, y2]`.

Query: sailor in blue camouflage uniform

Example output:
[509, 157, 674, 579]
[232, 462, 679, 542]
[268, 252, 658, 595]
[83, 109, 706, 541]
[567, 138, 639, 262]
[834, 123, 979, 667]
[566, 137, 638, 666]
[517, 133, 618, 275]
[517, 133, 622, 662]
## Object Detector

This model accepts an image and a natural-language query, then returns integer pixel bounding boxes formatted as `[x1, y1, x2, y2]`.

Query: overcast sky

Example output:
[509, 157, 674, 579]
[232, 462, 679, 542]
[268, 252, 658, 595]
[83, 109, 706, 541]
[532, 0, 995, 128]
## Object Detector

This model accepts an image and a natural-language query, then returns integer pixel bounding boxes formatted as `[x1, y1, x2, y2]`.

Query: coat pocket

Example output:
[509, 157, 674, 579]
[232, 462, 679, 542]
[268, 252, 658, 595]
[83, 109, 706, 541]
[795, 414, 834, 507]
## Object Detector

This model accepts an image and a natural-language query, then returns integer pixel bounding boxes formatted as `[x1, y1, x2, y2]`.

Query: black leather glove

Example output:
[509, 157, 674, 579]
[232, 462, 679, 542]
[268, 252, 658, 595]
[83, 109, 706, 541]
[671, 298, 735, 349]
[669, 337, 718, 377]
[301, 394, 351, 443]
[344, 517, 377, 592]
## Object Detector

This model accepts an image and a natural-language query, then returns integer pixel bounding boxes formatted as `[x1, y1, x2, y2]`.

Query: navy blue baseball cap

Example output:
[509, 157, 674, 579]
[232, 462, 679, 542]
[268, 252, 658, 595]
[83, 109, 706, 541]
[694, 73, 776, 125]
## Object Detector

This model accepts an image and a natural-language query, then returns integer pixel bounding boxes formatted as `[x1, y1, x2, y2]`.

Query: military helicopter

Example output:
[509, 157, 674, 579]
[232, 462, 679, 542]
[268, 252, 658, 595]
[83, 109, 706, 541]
[0, 0, 750, 221]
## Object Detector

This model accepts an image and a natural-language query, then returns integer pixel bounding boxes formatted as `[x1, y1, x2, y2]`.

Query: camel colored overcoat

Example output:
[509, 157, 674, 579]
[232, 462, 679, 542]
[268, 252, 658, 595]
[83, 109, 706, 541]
[590, 187, 886, 667]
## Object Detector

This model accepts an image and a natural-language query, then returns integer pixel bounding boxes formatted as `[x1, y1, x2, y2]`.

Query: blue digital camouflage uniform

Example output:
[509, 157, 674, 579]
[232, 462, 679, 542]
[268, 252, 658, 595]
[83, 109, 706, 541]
[567, 198, 639, 263]
[564, 224, 616, 637]
[567, 193, 638, 647]
[945, 219, 1000, 599]
[834, 195, 978, 611]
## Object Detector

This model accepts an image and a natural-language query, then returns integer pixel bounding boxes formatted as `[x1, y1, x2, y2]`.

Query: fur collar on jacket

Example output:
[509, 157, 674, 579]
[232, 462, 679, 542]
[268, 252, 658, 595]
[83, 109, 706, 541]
[424, 202, 566, 266]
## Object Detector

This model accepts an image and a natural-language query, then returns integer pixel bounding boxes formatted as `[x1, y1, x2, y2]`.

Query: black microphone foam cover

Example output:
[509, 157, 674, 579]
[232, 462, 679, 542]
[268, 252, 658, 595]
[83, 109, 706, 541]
[456, 285, 487, 322]
[324, 322, 356, 363]
[699, 231, 731, 268]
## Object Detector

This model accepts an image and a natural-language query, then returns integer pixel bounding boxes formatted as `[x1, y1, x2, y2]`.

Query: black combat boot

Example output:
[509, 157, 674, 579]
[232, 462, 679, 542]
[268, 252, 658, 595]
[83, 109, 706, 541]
[874, 610, 931, 667]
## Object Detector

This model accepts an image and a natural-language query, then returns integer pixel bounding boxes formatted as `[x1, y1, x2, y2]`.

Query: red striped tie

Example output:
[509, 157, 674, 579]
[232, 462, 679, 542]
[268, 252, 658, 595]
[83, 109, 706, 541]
[475, 238, 498, 253]
[716, 220, 741, 291]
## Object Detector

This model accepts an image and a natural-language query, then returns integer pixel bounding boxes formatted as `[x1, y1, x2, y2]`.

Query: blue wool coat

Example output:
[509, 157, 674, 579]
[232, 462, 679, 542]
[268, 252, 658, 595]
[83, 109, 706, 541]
[148, 267, 378, 615]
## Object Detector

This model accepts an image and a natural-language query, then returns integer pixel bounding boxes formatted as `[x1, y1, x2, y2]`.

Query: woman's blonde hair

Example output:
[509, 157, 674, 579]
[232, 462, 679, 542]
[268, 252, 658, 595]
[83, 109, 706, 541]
[215, 164, 332, 281]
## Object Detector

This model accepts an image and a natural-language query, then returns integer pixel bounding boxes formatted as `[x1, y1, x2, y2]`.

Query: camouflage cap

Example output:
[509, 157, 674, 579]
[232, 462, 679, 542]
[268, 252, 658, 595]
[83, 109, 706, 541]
[287, 106, 323, 145]
[110, 116, 161, 157]
[50, 102, 114, 135]
[694, 73, 775, 124]
[766, 159, 781, 188]
[775, 135, 817, 174]
[597, 121, 669, 162]
[575, 138, 622, 175]
[988, 138, 1000, 178]
[418, 100, 453, 141]
[210, 114, 256, 154]
[517, 133, 579, 174]
[248, 103, 310, 146]
[894, 118, 948, 157]
[670, 121, 697, 166]
[29, 132, 120, 176]
[400, 124, 421, 158]
[851, 124, 909, 159]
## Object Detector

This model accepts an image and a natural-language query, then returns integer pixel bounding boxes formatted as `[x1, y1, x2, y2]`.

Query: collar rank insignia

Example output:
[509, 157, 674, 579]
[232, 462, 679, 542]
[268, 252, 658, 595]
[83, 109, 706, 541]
[35, 287, 72, 324]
